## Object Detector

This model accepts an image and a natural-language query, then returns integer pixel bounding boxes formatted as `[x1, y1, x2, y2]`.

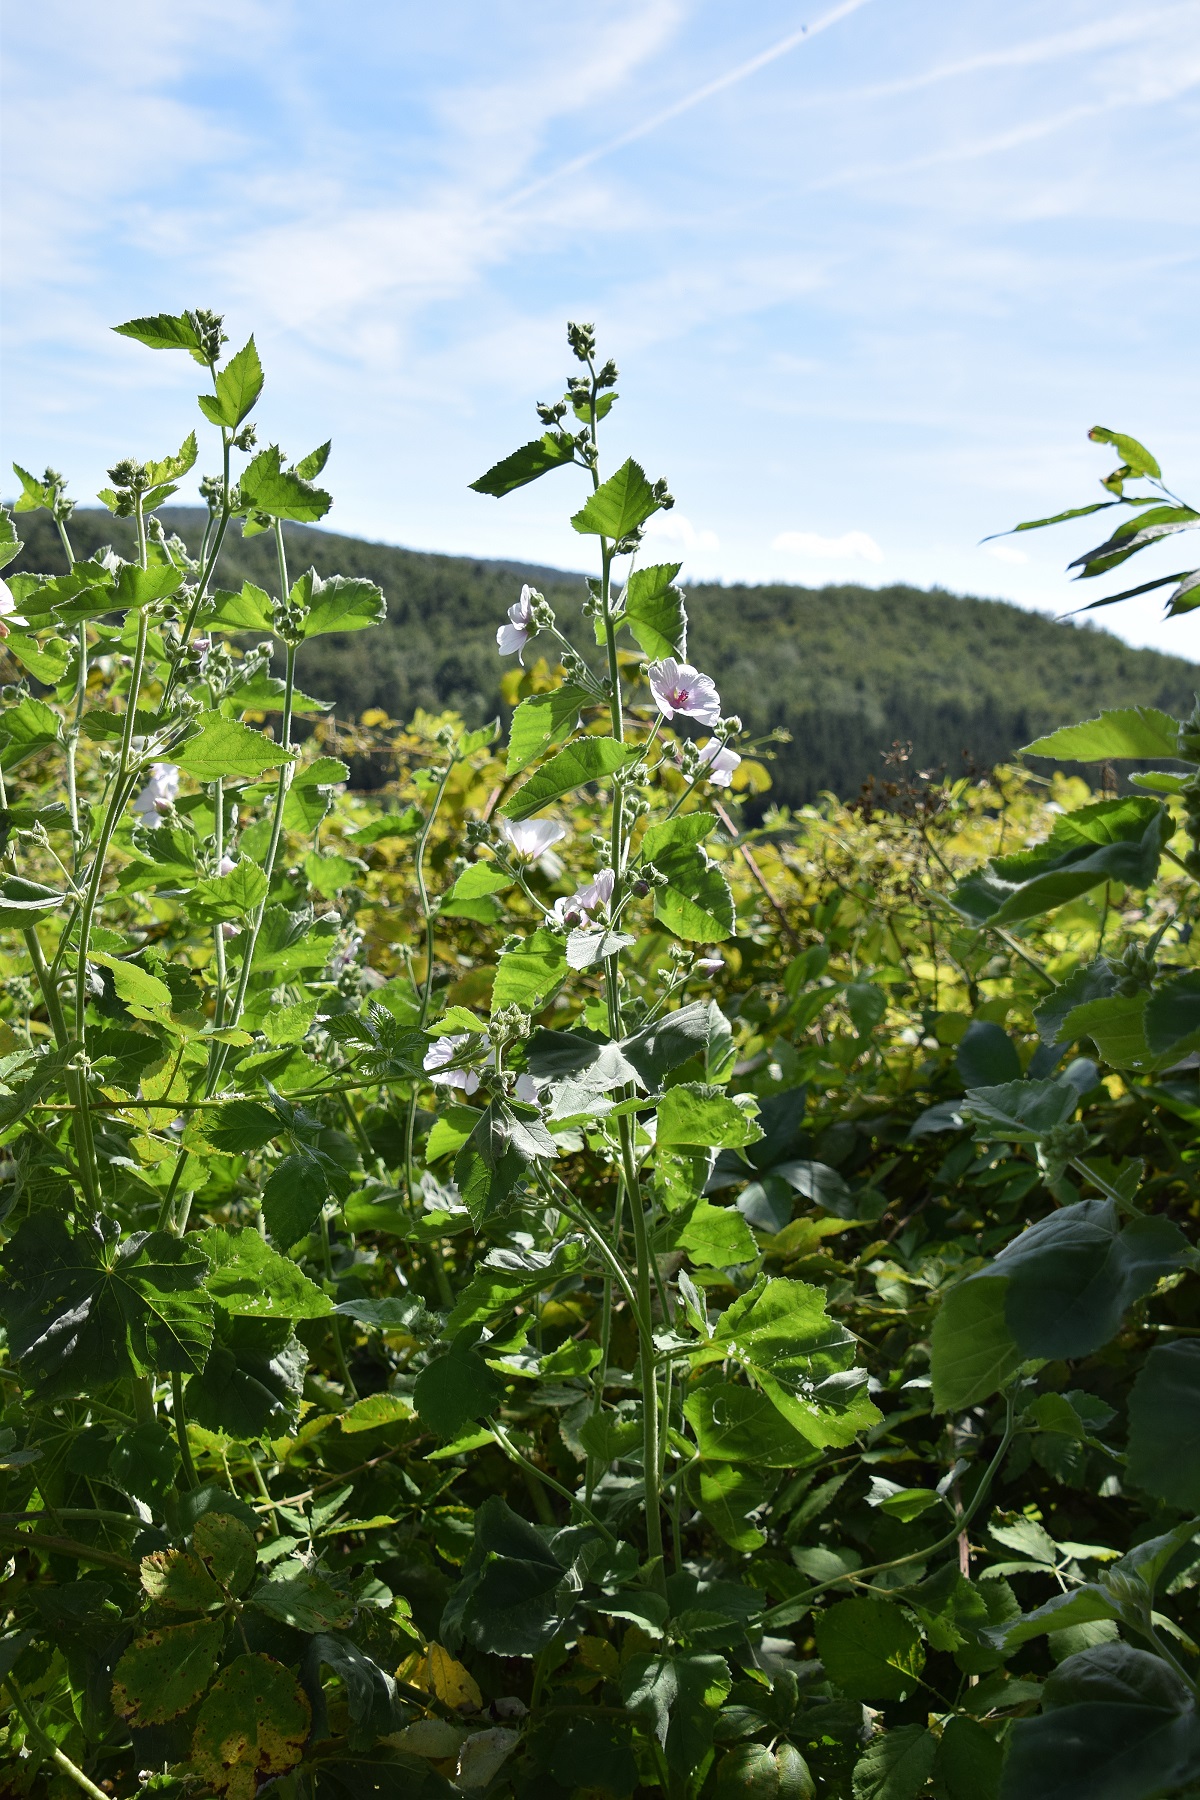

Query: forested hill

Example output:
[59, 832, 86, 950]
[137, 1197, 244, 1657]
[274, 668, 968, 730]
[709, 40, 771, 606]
[12, 507, 1198, 807]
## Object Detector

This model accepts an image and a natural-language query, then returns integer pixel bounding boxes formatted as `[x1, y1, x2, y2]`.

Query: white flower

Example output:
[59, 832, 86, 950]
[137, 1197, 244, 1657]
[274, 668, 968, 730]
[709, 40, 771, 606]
[220, 922, 240, 940]
[696, 956, 724, 973]
[496, 586, 537, 663]
[132, 763, 179, 823]
[575, 867, 615, 913]
[0, 577, 28, 635]
[514, 1073, 539, 1106]
[647, 657, 721, 725]
[698, 739, 741, 787]
[548, 866, 614, 930]
[217, 854, 237, 877]
[500, 818, 568, 861]
[423, 1031, 491, 1095]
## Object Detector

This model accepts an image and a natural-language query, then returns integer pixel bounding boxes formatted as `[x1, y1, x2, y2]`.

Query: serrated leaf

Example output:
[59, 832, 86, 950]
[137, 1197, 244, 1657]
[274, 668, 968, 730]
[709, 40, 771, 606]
[506, 684, 591, 776]
[0, 1213, 212, 1398]
[290, 568, 386, 638]
[469, 432, 576, 497]
[188, 1313, 307, 1442]
[197, 1225, 332, 1320]
[112, 1619, 225, 1724]
[491, 927, 569, 1014]
[623, 561, 687, 658]
[816, 1598, 925, 1703]
[1127, 1341, 1200, 1511]
[950, 796, 1171, 926]
[205, 581, 275, 631]
[113, 312, 204, 355]
[501, 734, 639, 821]
[642, 811, 734, 942]
[191, 861, 269, 921]
[657, 1083, 761, 1149]
[852, 1724, 937, 1800]
[930, 1277, 1020, 1413]
[252, 1569, 353, 1632]
[239, 445, 332, 524]
[140, 1547, 223, 1611]
[1023, 707, 1180, 762]
[414, 1340, 504, 1440]
[570, 458, 661, 540]
[176, 711, 294, 781]
[191, 1652, 311, 1798]
[199, 337, 264, 428]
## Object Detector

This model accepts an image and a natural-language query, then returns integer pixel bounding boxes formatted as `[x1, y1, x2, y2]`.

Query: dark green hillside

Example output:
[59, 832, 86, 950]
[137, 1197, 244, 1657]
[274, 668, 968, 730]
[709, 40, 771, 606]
[11, 508, 1197, 805]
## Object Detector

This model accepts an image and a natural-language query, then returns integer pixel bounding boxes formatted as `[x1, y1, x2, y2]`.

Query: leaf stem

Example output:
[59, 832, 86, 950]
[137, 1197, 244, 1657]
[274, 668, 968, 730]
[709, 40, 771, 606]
[4, 1676, 110, 1800]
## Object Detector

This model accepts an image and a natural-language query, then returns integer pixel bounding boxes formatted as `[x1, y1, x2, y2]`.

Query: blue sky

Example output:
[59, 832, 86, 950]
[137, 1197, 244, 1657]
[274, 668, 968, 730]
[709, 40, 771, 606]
[3, 0, 1199, 654]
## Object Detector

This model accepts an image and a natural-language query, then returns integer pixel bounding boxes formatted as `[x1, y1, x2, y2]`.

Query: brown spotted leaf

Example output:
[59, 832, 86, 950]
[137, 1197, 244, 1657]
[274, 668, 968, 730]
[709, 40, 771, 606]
[112, 1618, 225, 1723]
[190, 1652, 311, 1800]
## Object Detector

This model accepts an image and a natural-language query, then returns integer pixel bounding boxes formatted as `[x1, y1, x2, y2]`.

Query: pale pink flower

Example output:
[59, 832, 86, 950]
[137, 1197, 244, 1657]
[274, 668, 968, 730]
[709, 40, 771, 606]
[217, 854, 237, 877]
[514, 1073, 539, 1106]
[698, 739, 741, 787]
[496, 586, 536, 663]
[0, 577, 28, 637]
[423, 1032, 490, 1096]
[500, 818, 567, 861]
[133, 763, 179, 823]
[696, 956, 724, 973]
[220, 922, 240, 940]
[548, 867, 614, 930]
[647, 658, 721, 726]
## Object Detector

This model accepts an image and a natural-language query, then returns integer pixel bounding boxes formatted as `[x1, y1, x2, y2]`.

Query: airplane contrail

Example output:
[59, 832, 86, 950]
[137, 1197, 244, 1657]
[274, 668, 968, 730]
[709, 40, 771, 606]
[492, 0, 876, 215]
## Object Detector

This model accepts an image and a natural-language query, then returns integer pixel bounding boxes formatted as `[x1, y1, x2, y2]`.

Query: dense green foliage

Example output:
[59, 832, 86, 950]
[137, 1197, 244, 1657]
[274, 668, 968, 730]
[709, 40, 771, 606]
[13, 508, 1195, 808]
[3, 319, 1200, 1800]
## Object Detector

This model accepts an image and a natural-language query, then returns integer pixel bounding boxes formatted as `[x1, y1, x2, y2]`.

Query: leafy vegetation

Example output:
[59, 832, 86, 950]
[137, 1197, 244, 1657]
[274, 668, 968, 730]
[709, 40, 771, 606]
[12, 508, 1196, 811]
[1, 316, 1200, 1800]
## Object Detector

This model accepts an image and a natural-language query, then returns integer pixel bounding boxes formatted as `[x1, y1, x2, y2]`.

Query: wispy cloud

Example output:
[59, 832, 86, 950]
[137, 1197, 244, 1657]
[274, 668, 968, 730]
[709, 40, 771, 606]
[773, 530, 884, 563]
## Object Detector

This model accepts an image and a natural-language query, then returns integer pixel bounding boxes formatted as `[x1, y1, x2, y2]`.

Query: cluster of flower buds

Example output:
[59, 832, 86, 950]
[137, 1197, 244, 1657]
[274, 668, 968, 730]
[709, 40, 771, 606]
[187, 308, 228, 367]
[271, 586, 306, 646]
[491, 1004, 532, 1044]
[1037, 1118, 1091, 1187]
[104, 458, 151, 516]
[1113, 937, 1160, 997]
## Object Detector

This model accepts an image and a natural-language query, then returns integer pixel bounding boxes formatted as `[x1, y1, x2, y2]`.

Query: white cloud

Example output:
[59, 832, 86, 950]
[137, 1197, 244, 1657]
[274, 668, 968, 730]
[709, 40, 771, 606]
[985, 541, 1029, 565]
[644, 512, 720, 554]
[772, 530, 884, 564]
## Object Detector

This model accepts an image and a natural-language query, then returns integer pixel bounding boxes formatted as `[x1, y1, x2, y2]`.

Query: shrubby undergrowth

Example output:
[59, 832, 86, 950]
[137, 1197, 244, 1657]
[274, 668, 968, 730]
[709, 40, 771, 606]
[0, 318, 1199, 1800]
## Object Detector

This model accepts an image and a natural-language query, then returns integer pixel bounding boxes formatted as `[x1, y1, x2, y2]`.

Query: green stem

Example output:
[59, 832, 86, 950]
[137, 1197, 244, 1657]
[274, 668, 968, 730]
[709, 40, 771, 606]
[171, 1372, 199, 1490]
[4, 1676, 110, 1800]
[320, 1210, 358, 1399]
[22, 925, 98, 1208]
[212, 776, 228, 1026]
[488, 1417, 615, 1540]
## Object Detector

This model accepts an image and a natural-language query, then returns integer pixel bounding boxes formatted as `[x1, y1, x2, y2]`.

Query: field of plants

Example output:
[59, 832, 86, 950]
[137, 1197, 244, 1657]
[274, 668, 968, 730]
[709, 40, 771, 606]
[1, 311, 1200, 1800]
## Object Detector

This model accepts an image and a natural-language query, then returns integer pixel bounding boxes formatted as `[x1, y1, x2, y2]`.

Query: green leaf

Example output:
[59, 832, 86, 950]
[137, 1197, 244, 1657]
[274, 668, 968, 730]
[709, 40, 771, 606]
[1089, 426, 1162, 479]
[0, 877, 64, 925]
[1035, 960, 1117, 1044]
[282, 755, 349, 832]
[113, 560, 184, 609]
[470, 431, 577, 497]
[642, 812, 735, 942]
[1060, 990, 1158, 1070]
[113, 312, 205, 356]
[108, 1420, 180, 1508]
[696, 1276, 880, 1448]
[621, 1651, 733, 1777]
[683, 1382, 816, 1467]
[1000, 1644, 1200, 1800]
[1127, 1341, 1200, 1510]
[144, 431, 199, 487]
[176, 711, 295, 781]
[933, 1715, 1002, 1800]
[111, 1619, 225, 1724]
[852, 1725, 938, 1800]
[491, 927, 569, 1014]
[239, 445, 332, 523]
[446, 1240, 587, 1333]
[447, 862, 514, 902]
[950, 797, 1171, 926]
[206, 1101, 282, 1154]
[672, 1199, 757, 1267]
[292, 568, 386, 638]
[0, 695, 62, 768]
[191, 860, 269, 920]
[262, 1149, 337, 1247]
[506, 684, 591, 776]
[1022, 707, 1180, 761]
[816, 1598, 925, 1703]
[0, 1213, 213, 1398]
[571, 459, 662, 540]
[205, 581, 275, 631]
[198, 337, 264, 427]
[657, 1083, 761, 1149]
[0, 507, 18, 571]
[194, 1510, 258, 1594]
[1144, 970, 1200, 1060]
[252, 1569, 353, 1633]
[140, 1546, 222, 1611]
[90, 954, 172, 1015]
[187, 1314, 306, 1441]
[962, 1076, 1079, 1141]
[930, 1277, 1021, 1413]
[415, 1339, 504, 1440]
[691, 1462, 773, 1551]
[305, 850, 362, 896]
[191, 1653, 311, 1797]
[623, 1000, 733, 1087]
[442, 1494, 575, 1656]
[501, 734, 639, 821]
[197, 1225, 332, 1319]
[4, 629, 73, 685]
[622, 562, 687, 658]
[293, 440, 331, 480]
